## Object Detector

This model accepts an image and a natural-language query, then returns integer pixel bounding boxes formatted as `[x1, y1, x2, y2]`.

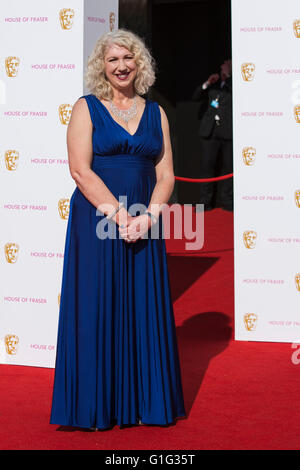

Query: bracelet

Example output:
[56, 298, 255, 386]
[144, 211, 157, 224]
[106, 202, 124, 220]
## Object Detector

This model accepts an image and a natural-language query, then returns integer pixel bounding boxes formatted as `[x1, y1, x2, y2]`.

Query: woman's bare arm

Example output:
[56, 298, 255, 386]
[147, 105, 175, 218]
[67, 98, 130, 226]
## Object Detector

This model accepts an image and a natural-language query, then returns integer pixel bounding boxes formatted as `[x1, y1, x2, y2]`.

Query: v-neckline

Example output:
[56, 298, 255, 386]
[92, 94, 148, 137]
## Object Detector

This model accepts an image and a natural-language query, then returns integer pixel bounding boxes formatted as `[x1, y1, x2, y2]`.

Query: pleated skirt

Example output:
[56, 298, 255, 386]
[50, 155, 186, 429]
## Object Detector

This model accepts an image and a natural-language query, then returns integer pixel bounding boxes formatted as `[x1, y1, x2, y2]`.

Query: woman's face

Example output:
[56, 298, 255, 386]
[104, 43, 138, 92]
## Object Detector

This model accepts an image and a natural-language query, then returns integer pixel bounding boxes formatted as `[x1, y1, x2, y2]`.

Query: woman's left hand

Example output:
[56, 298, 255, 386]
[119, 214, 152, 243]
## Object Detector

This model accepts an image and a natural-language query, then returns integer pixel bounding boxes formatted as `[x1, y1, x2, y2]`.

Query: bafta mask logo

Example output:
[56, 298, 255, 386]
[58, 198, 70, 220]
[293, 20, 300, 38]
[295, 190, 300, 208]
[295, 274, 300, 291]
[4, 242, 19, 263]
[244, 313, 258, 332]
[109, 12, 116, 31]
[4, 334, 19, 355]
[242, 146, 256, 166]
[5, 150, 19, 171]
[59, 8, 74, 30]
[241, 62, 255, 82]
[243, 230, 257, 249]
[294, 105, 300, 123]
[59, 104, 72, 125]
[5, 56, 20, 77]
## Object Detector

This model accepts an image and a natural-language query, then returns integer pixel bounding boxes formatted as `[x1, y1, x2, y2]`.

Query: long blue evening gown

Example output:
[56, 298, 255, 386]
[50, 94, 186, 429]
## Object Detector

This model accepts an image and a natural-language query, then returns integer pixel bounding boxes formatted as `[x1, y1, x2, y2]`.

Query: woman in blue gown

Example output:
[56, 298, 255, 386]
[50, 28, 186, 430]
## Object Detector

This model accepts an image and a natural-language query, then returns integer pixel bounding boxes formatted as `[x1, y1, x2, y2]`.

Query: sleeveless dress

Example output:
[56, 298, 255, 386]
[50, 93, 186, 429]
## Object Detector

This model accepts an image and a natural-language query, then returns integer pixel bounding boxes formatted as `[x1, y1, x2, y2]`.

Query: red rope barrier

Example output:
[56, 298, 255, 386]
[175, 173, 233, 183]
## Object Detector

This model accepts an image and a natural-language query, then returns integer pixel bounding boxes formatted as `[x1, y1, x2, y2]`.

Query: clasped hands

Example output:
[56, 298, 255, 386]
[118, 213, 152, 243]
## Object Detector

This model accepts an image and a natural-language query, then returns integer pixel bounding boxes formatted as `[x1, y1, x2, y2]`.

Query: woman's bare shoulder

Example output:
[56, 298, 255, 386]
[155, 103, 169, 130]
[74, 96, 89, 109]
[65, 97, 92, 134]
[69, 97, 91, 123]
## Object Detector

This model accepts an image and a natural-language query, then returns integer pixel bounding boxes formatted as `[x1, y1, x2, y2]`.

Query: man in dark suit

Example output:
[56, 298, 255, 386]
[192, 59, 233, 211]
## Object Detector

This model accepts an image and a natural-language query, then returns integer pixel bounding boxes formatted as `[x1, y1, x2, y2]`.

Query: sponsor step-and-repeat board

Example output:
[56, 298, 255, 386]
[0, 0, 118, 367]
[3, 0, 300, 370]
[232, 0, 300, 342]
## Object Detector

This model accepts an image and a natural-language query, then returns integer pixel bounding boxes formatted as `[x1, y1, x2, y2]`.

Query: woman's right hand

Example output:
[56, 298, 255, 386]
[113, 209, 137, 243]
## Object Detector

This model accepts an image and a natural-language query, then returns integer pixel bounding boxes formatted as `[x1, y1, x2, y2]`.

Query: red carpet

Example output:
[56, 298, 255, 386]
[1, 208, 300, 450]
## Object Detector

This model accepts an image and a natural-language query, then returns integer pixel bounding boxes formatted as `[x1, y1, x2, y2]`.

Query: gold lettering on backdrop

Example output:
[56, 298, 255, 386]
[4, 243, 19, 263]
[295, 274, 300, 291]
[242, 147, 256, 166]
[58, 199, 70, 220]
[5, 335, 19, 355]
[241, 62, 255, 81]
[293, 20, 300, 38]
[109, 12, 116, 31]
[5, 150, 19, 170]
[5, 56, 20, 77]
[59, 8, 74, 30]
[295, 190, 300, 208]
[294, 105, 300, 123]
[244, 314, 258, 332]
[58, 104, 72, 125]
[243, 231, 257, 249]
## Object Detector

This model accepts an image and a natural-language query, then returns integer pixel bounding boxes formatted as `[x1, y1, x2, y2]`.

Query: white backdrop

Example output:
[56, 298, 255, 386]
[0, 0, 118, 367]
[232, 0, 300, 342]
[3, 0, 299, 370]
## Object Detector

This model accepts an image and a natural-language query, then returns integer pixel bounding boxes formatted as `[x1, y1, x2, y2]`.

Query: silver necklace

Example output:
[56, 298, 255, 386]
[109, 96, 137, 123]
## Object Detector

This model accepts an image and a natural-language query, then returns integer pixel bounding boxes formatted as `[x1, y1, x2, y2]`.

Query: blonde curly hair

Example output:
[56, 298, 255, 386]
[84, 28, 156, 100]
